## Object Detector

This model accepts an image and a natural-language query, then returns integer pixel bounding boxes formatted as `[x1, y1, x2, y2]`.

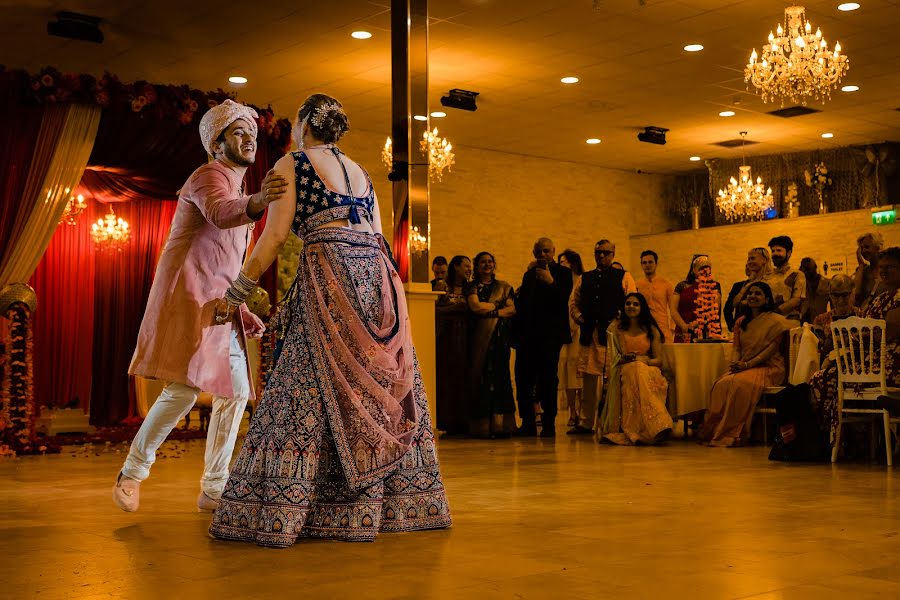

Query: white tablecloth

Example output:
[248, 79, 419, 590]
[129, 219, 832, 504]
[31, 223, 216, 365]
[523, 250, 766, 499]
[661, 342, 733, 417]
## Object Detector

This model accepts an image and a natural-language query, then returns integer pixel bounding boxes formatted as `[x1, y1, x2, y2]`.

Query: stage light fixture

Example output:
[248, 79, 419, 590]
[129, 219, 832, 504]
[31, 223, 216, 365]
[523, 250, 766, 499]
[440, 89, 479, 112]
[637, 126, 668, 145]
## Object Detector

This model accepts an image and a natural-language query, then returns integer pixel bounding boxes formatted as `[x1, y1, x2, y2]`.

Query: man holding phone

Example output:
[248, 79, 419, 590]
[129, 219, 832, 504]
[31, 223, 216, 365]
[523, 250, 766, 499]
[513, 237, 573, 437]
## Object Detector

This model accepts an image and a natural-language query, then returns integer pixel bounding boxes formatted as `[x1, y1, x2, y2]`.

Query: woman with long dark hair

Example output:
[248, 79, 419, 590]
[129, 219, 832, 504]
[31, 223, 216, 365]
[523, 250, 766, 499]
[597, 292, 673, 445]
[557, 249, 584, 428]
[699, 281, 790, 447]
[436, 255, 473, 436]
[466, 251, 517, 438]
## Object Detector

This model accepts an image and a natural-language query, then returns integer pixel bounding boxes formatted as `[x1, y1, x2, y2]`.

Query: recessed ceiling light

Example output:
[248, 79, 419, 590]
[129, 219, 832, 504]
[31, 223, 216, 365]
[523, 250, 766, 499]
[837, 3, 860, 11]
[689, 156, 701, 161]
[821, 132, 834, 138]
[228, 76, 247, 84]
[719, 110, 736, 117]
[560, 76, 579, 84]
[586, 138, 601, 145]
[413, 115, 428, 121]
[841, 84, 859, 92]
[430, 111, 446, 118]
[351, 31, 372, 39]
[683, 44, 704, 52]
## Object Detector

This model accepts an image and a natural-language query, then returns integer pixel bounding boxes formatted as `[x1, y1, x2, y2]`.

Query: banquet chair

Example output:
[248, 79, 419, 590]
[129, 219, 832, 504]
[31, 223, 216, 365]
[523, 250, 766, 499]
[830, 317, 895, 465]
[754, 326, 804, 441]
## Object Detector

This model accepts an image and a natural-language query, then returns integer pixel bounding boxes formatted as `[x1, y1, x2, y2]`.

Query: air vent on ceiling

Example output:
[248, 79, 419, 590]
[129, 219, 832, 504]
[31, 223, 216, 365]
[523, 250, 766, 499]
[713, 138, 759, 148]
[767, 105, 821, 118]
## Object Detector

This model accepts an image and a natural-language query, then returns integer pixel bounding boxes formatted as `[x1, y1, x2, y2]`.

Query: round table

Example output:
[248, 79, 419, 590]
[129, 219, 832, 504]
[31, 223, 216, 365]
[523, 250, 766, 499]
[661, 342, 733, 417]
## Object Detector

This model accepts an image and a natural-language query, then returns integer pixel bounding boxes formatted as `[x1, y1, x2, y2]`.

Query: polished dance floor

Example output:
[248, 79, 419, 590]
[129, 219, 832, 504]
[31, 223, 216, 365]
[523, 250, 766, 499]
[3, 423, 900, 599]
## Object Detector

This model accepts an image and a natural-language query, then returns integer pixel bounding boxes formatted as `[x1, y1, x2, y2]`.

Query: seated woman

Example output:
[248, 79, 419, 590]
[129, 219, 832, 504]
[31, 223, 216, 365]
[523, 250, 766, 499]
[597, 292, 673, 445]
[699, 282, 791, 447]
[810, 249, 900, 450]
[466, 251, 517, 439]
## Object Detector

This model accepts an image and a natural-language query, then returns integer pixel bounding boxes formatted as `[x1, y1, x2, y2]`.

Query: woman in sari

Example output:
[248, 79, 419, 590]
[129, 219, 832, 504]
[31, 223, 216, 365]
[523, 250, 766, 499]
[208, 94, 450, 547]
[466, 252, 517, 438]
[597, 293, 673, 445]
[671, 255, 722, 342]
[558, 249, 584, 427]
[699, 281, 790, 447]
[436, 255, 473, 436]
[810, 249, 900, 451]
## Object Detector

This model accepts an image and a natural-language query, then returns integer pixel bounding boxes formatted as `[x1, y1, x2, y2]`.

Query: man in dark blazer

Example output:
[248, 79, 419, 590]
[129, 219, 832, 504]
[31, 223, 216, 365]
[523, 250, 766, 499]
[513, 237, 574, 437]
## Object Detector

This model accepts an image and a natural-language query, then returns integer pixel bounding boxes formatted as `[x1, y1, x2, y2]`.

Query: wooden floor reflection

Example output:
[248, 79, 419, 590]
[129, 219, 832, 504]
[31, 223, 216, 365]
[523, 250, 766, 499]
[3, 423, 900, 599]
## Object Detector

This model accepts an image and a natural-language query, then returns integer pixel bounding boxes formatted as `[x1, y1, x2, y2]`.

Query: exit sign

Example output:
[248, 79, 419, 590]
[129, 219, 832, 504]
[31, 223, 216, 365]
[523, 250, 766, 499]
[873, 209, 896, 226]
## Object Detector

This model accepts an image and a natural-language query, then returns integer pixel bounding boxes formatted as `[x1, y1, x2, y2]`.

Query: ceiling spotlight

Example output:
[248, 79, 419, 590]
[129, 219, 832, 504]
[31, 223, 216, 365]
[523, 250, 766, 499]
[841, 84, 859, 92]
[837, 3, 860, 11]
[689, 156, 701, 161]
[821, 132, 834, 138]
[351, 31, 372, 39]
[719, 110, 736, 117]
[228, 76, 248, 84]
[430, 111, 446, 118]
[413, 115, 428, 121]
[586, 138, 601, 145]
[683, 44, 704, 52]
[560, 76, 579, 84]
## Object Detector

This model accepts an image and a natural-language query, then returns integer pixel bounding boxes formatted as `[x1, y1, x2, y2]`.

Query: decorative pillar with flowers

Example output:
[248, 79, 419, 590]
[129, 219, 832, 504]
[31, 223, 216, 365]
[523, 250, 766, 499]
[784, 182, 799, 218]
[805, 162, 832, 214]
[693, 276, 723, 341]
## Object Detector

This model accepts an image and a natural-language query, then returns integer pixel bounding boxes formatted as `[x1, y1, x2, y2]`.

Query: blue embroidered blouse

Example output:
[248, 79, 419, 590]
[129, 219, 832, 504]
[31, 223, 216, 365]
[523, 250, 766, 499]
[290, 150, 376, 237]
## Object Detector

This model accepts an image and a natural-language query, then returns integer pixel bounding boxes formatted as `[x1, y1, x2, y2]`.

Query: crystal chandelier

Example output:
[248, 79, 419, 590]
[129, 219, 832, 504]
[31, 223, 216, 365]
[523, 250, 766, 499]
[381, 136, 392, 169]
[716, 132, 774, 222]
[745, 5, 849, 105]
[90, 205, 131, 251]
[420, 128, 454, 182]
[60, 192, 87, 225]
[409, 225, 428, 255]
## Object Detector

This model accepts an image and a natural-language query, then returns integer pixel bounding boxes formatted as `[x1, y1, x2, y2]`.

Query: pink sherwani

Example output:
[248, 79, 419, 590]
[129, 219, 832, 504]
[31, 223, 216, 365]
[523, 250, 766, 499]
[129, 160, 260, 399]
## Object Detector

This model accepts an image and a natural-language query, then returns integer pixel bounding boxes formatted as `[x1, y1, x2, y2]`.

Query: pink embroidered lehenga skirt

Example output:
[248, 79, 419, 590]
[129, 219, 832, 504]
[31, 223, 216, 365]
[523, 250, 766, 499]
[209, 228, 451, 547]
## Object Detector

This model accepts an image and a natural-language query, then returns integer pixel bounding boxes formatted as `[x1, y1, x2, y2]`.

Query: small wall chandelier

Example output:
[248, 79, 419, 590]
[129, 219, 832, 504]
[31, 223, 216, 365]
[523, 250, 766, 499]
[381, 136, 392, 169]
[420, 128, 454, 182]
[409, 225, 428, 255]
[59, 192, 87, 225]
[745, 5, 849, 105]
[91, 205, 130, 251]
[716, 132, 773, 222]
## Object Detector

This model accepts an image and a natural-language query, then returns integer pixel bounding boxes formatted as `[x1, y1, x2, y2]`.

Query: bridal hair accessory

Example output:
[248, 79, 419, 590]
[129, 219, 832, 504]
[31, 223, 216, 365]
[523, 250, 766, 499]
[310, 102, 343, 128]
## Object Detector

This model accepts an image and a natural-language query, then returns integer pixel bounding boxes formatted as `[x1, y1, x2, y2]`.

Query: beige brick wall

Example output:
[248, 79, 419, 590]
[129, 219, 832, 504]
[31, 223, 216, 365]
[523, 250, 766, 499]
[339, 128, 677, 286]
[629, 210, 900, 302]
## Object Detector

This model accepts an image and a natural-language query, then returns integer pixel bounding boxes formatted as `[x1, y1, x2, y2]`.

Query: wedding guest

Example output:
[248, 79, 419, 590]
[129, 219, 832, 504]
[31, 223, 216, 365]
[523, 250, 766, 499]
[467, 252, 517, 438]
[811, 249, 900, 453]
[558, 249, 585, 427]
[570, 240, 634, 435]
[671, 255, 722, 342]
[853, 231, 886, 310]
[436, 255, 472, 436]
[513, 238, 573, 437]
[800, 257, 830, 323]
[597, 293, 673, 445]
[766, 235, 806, 321]
[724, 264, 750, 332]
[636, 250, 675, 341]
[699, 282, 790, 447]
[731, 247, 774, 321]
[431, 255, 449, 291]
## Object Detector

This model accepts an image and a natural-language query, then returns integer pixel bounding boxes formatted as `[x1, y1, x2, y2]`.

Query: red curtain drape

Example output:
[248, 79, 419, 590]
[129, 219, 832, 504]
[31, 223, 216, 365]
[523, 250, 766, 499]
[29, 201, 100, 411]
[394, 204, 410, 282]
[89, 199, 177, 425]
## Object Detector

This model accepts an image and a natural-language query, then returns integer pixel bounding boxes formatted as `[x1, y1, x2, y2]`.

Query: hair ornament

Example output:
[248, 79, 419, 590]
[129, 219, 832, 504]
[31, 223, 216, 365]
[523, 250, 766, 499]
[310, 102, 342, 128]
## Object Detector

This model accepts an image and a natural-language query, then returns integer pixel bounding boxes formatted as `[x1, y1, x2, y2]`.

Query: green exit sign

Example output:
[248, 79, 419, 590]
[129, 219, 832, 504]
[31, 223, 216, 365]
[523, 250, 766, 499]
[873, 209, 896, 225]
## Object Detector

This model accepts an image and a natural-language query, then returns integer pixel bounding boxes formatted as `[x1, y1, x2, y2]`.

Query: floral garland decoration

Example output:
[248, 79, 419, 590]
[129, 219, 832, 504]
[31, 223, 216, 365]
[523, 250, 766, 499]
[692, 276, 723, 341]
[0, 303, 55, 456]
[0, 66, 293, 154]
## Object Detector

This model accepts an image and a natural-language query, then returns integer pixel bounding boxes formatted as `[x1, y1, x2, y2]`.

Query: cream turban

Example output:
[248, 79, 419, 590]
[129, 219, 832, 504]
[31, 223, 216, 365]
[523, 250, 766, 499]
[198, 99, 259, 156]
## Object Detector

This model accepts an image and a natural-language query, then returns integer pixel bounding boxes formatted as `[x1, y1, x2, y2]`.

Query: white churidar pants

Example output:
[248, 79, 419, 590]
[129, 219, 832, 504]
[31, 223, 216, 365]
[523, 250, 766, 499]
[121, 327, 250, 499]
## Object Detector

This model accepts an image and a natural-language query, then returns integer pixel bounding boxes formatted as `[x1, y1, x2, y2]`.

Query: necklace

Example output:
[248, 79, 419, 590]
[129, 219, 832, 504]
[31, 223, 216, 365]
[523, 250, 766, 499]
[305, 143, 336, 151]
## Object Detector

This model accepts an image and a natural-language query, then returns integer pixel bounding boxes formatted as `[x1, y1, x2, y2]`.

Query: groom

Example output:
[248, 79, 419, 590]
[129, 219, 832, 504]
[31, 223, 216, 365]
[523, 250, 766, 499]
[112, 100, 286, 512]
